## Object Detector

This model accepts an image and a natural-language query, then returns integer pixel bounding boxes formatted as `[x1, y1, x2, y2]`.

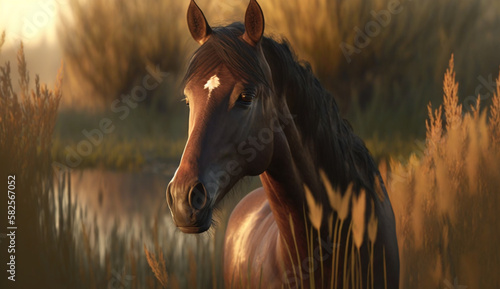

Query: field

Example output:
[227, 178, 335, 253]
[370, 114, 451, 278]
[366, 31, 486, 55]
[1, 0, 500, 288]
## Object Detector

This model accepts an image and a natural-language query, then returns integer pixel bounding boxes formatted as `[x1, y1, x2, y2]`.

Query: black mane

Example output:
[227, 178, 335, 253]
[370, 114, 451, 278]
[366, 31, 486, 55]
[261, 35, 379, 194]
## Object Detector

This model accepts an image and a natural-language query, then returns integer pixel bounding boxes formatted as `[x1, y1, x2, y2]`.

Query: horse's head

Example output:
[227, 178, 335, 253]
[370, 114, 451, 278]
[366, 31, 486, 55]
[167, 0, 279, 233]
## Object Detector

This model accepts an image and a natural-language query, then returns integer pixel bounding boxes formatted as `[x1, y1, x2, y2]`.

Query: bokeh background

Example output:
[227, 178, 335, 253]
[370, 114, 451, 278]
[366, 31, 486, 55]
[0, 0, 499, 288]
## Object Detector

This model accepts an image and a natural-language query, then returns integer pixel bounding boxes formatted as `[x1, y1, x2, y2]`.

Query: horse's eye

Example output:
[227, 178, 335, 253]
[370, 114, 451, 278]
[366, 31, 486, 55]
[182, 96, 189, 106]
[238, 92, 255, 104]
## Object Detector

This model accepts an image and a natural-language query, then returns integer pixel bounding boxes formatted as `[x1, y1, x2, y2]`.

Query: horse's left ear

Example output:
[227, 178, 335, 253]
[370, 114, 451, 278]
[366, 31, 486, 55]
[242, 0, 265, 46]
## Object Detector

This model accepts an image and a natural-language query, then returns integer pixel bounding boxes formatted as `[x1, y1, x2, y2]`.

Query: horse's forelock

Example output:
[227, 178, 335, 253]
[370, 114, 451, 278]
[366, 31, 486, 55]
[183, 23, 269, 88]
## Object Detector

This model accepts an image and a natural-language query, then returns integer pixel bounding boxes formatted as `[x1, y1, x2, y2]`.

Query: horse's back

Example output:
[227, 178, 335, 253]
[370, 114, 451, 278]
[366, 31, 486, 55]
[224, 187, 282, 288]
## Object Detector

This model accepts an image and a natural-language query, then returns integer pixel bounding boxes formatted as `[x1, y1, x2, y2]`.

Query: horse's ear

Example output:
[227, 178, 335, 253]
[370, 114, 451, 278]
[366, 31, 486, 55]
[187, 0, 212, 45]
[242, 0, 265, 46]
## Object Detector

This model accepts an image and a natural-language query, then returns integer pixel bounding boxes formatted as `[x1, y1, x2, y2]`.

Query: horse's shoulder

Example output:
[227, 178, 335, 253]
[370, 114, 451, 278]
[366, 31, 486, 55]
[224, 187, 281, 288]
[228, 187, 270, 228]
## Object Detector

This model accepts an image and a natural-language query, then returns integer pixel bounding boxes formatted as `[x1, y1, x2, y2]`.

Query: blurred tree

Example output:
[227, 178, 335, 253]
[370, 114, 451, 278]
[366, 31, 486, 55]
[60, 0, 191, 111]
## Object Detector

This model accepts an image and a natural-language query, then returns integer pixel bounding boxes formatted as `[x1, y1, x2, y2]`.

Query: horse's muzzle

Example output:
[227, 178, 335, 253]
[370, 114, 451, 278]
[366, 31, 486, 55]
[166, 181, 212, 233]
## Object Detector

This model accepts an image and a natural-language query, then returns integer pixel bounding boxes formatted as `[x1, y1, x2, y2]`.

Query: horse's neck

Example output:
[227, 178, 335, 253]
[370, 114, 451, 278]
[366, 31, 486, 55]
[260, 39, 378, 264]
[262, 38, 375, 191]
[260, 106, 325, 258]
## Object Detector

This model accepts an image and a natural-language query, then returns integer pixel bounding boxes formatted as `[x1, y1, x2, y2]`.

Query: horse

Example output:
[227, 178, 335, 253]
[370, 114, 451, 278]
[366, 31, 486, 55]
[166, 1, 400, 288]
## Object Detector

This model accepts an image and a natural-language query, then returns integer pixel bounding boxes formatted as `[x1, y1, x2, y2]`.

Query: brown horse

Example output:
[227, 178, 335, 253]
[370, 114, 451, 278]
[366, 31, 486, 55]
[166, 1, 399, 288]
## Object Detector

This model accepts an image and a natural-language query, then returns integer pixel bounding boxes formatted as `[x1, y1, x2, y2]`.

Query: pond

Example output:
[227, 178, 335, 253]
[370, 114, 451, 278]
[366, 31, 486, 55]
[57, 168, 262, 262]
[67, 169, 171, 233]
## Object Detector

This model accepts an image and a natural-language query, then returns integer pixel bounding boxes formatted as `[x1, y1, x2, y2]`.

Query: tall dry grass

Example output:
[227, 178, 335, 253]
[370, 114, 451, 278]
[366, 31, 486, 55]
[388, 56, 500, 289]
[303, 178, 383, 289]
[0, 33, 63, 287]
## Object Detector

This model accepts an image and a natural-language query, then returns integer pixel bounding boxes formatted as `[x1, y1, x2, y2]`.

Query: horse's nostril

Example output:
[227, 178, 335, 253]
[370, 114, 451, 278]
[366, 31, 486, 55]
[189, 182, 207, 210]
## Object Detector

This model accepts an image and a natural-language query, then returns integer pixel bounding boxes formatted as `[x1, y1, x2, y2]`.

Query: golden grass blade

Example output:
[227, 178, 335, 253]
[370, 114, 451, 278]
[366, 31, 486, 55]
[321, 169, 341, 213]
[443, 54, 462, 131]
[368, 200, 378, 244]
[280, 235, 298, 289]
[490, 71, 500, 147]
[304, 184, 323, 231]
[317, 226, 324, 288]
[333, 218, 344, 289]
[308, 226, 315, 288]
[426, 103, 443, 154]
[343, 222, 352, 289]
[328, 213, 334, 237]
[352, 190, 366, 249]
[339, 184, 353, 221]
[289, 214, 304, 289]
[144, 245, 168, 288]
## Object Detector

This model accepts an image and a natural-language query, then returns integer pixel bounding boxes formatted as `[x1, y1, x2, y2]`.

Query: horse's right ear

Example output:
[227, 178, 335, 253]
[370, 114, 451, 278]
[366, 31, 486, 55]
[187, 0, 212, 45]
[242, 0, 265, 46]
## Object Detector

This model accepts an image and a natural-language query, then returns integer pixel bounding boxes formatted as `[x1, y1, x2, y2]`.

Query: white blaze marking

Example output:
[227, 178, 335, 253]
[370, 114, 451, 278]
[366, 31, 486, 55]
[204, 74, 220, 98]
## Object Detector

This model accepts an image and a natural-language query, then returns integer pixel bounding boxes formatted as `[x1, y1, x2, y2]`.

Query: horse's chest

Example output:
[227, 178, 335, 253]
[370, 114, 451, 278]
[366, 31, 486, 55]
[224, 193, 284, 288]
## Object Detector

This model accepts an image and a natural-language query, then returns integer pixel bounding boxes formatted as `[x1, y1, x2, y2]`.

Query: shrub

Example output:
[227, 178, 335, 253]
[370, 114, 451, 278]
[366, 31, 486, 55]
[59, 0, 189, 110]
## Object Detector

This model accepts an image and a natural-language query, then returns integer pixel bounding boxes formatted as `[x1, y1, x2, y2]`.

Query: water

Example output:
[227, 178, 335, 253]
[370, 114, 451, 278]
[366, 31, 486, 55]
[59, 168, 262, 261]
[67, 169, 171, 232]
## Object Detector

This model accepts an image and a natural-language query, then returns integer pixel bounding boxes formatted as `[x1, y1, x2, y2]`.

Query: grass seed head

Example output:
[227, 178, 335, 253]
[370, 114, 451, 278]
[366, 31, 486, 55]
[368, 200, 378, 244]
[305, 184, 323, 231]
[352, 190, 366, 249]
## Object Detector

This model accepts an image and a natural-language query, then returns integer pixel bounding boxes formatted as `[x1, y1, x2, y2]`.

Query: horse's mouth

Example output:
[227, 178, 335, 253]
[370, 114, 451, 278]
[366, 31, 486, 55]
[177, 224, 210, 234]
